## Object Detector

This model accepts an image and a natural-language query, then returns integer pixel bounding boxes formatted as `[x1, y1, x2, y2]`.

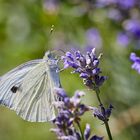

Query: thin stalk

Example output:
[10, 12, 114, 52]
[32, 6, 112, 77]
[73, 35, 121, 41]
[104, 120, 113, 140]
[95, 88, 113, 140]
[95, 88, 102, 106]
[76, 121, 85, 140]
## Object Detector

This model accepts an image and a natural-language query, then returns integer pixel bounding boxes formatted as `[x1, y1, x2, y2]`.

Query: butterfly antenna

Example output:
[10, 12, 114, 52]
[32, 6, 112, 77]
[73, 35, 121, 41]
[44, 25, 55, 53]
[47, 25, 66, 55]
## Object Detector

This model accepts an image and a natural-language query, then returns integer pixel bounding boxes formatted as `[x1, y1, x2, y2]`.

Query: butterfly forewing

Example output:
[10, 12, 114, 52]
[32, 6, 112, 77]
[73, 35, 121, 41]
[0, 53, 61, 122]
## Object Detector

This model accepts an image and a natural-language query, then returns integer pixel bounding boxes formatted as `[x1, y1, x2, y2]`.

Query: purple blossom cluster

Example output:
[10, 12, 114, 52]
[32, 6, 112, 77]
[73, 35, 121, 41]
[61, 48, 107, 90]
[91, 104, 113, 122]
[51, 88, 103, 140]
[117, 19, 140, 47]
[95, 0, 140, 46]
[50, 48, 113, 140]
[96, 0, 136, 9]
[124, 20, 140, 39]
[130, 52, 140, 73]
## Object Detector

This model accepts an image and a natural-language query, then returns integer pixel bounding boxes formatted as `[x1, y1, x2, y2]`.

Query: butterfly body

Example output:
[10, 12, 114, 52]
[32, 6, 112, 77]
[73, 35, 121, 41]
[0, 51, 61, 122]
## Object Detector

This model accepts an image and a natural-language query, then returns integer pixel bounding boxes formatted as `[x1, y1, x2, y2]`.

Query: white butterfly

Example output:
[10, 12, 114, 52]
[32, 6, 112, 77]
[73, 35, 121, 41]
[0, 51, 61, 122]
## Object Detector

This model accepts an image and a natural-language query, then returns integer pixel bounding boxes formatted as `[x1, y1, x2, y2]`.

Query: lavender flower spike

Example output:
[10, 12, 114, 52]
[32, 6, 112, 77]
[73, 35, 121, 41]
[61, 48, 107, 89]
[51, 88, 103, 140]
[84, 124, 91, 140]
[92, 104, 113, 122]
[84, 124, 103, 140]
[130, 52, 140, 74]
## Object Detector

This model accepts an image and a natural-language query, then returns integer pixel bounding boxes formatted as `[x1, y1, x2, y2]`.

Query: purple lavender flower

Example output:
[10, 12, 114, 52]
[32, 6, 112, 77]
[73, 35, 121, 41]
[60, 48, 113, 140]
[130, 52, 140, 74]
[124, 19, 140, 39]
[92, 0, 140, 46]
[51, 88, 103, 140]
[107, 9, 122, 21]
[86, 28, 102, 49]
[97, 0, 136, 9]
[84, 124, 103, 140]
[96, 0, 116, 7]
[117, 32, 130, 47]
[84, 124, 91, 140]
[61, 48, 107, 90]
[43, 0, 59, 14]
[51, 88, 89, 139]
[117, 0, 135, 9]
[92, 104, 113, 122]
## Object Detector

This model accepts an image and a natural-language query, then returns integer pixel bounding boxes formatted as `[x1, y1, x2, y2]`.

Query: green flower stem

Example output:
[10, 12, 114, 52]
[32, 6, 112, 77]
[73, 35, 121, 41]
[76, 121, 85, 140]
[95, 88, 113, 140]
[104, 120, 113, 140]
[95, 88, 102, 106]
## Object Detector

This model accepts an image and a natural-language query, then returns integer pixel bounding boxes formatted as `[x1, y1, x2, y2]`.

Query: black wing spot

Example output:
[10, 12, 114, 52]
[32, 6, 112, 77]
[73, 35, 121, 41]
[11, 86, 18, 93]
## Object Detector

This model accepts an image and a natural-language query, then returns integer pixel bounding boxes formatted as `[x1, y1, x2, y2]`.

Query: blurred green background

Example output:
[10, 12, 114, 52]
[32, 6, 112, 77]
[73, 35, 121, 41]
[0, 0, 140, 140]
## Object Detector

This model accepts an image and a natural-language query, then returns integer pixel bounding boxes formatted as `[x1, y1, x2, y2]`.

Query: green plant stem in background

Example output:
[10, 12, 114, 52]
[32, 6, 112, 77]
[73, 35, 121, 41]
[95, 88, 113, 140]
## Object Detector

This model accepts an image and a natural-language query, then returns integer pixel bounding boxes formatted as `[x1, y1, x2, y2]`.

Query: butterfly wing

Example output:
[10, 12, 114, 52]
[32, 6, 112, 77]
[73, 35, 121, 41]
[0, 56, 61, 122]
[12, 62, 60, 122]
[0, 59, 42, 107]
